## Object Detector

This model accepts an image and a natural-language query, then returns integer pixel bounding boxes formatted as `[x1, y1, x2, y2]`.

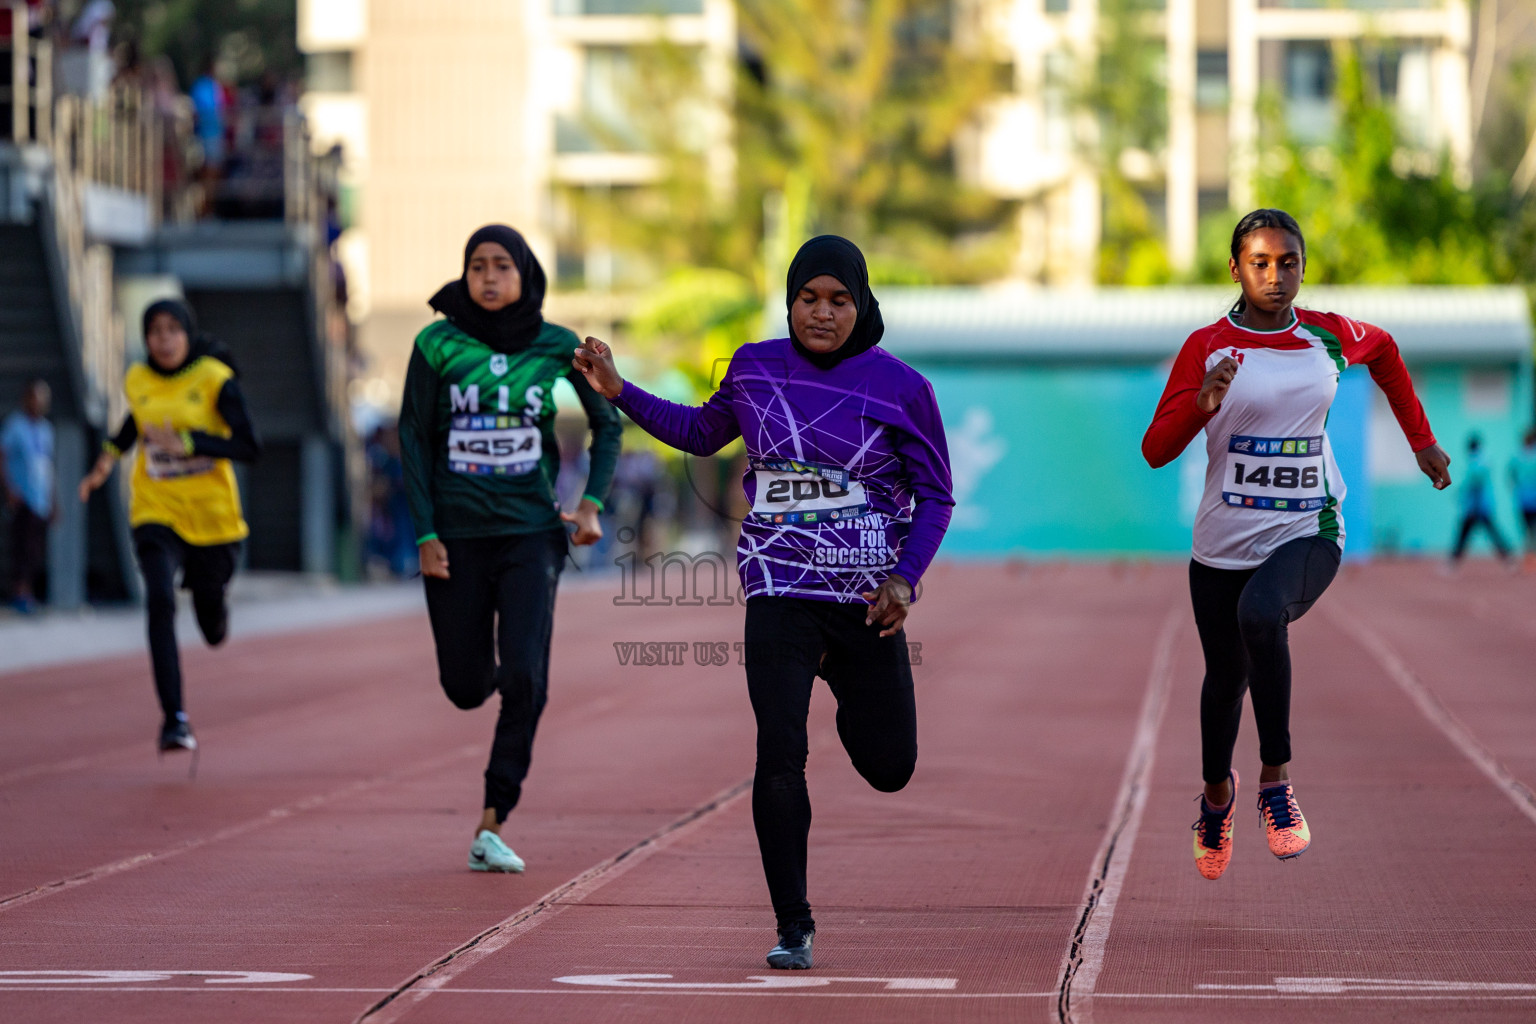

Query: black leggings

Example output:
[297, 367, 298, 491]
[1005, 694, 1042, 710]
[133, 525, 239, 723]
[1451, 510, 1511, 560]
[744, 596, 918, 932]
[423, 530, 564, 823]
[1189, 535, 1340, 785]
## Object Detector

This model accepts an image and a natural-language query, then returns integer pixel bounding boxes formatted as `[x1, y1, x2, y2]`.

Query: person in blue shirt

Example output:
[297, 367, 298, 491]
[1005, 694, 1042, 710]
[1, 380, 55, 613]
[1510, 427, 1536, 567]
[1451, 434, 1511, 564]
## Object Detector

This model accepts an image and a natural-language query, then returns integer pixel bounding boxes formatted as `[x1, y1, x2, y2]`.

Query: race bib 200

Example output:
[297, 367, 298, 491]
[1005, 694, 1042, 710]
[749, 457, 869, 525]
[447, 416, 542, 476]
[1222, 434, 1328, 512]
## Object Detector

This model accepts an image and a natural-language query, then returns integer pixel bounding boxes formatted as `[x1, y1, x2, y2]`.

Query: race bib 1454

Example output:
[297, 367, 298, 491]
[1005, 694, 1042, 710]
[447, 416, 542, 476]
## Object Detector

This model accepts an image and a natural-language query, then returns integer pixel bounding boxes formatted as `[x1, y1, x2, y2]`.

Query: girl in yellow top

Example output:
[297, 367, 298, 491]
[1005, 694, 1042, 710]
[79, 299, 262, 755]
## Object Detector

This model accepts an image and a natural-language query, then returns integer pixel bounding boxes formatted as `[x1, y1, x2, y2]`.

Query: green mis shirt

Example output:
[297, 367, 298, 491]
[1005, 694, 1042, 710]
[399, 319, 621, 542]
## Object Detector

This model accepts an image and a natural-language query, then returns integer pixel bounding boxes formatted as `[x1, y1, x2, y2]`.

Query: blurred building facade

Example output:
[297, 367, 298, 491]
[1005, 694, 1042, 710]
[970, 0, 1475, 283]
[296, 0, 735, 410]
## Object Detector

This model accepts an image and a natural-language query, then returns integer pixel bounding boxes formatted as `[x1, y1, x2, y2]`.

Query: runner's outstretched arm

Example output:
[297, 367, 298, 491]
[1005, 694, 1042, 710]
[573, 336, 742, 456]
[1143, 334, 1223, 468]
[399, 344, 443, 560]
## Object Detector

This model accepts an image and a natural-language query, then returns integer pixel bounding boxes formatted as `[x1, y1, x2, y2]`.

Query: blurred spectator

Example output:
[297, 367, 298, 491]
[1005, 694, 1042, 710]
[1510, 427, 1536, 569]
[146, 55, 189, 218]
[612, 449, 663, 556]
[69, 0, 112, 54]
[1450, 433, 1512, 565]
[190, 57, 227, 215]
[364, 424, 416, 578]
[1, 380, 56, 614]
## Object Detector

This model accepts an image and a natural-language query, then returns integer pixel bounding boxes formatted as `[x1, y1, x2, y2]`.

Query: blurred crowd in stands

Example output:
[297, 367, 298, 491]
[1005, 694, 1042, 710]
[11, 0, 316, 222]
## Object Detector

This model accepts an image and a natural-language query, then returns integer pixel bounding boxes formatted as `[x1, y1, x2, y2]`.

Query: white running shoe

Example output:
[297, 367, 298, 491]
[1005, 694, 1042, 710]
[468, 829, 525, 873]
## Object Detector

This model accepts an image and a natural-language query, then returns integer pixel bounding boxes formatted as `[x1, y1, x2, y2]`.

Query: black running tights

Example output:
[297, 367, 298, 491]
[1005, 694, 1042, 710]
[1189, 535, 1340, 785]
[423, 530, 564, 824]
[744, 595, 918, 932]
[133, 524, 239, 723]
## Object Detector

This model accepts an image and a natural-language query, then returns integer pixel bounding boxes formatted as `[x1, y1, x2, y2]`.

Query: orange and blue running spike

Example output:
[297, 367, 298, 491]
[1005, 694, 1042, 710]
[1191, 770, 1238, 880]
[1257, 781, 1310, 859]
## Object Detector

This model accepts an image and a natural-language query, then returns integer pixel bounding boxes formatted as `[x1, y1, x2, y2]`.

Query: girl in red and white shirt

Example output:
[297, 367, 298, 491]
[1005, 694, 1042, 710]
[1142, 209, 1451, 880]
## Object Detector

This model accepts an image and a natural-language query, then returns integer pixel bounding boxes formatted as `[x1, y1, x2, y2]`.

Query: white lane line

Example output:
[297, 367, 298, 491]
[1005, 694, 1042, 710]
[354, 775, 755, 1024]
[1055, 606, 1182, 1024]
[0, 745, 480, 912]
[5, 987, 1536, 1001]
[1334, 615, 1536, 828]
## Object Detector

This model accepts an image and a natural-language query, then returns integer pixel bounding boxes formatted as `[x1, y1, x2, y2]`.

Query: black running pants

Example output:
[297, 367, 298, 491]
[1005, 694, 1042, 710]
[423, 530, 565, 823]
[744, 595, 918, 932]
[1189, 535, 1340, 785]
[133, 524, 239, 722]
[1451, 510, 1511, 560]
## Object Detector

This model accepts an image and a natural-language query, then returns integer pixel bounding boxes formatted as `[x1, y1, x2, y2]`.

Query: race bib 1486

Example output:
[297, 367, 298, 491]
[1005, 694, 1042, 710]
[447, 416, 542, 476]
[1222, 434, 1328, 512]
[749, 457, 869, 525]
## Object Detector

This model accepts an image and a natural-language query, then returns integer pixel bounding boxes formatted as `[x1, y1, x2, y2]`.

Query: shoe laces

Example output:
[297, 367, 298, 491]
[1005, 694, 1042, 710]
[1191, 797, 1229, 849]
[776, 925, 812, 949]
[1258, 785, 1298, 829]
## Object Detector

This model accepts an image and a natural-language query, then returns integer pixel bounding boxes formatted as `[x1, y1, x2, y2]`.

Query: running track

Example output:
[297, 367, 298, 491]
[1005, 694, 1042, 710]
[1, 561, 1533, 1023]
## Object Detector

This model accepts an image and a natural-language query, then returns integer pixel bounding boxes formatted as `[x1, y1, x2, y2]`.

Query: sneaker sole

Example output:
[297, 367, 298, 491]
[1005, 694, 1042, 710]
[766, 954, 812, 970]
[468, 856, 524, 873]
[1272, 840, 1310, 860]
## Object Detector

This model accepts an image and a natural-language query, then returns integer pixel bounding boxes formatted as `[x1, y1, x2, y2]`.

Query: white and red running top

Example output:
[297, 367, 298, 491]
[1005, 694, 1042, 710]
[1143, 307, 1437, 569]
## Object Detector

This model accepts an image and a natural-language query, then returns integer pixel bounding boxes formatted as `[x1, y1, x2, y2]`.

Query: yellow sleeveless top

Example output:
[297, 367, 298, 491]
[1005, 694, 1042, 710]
[124, 357, 249, 546]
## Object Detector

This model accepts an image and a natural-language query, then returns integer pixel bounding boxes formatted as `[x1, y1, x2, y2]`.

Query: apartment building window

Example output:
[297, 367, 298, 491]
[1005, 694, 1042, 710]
[1284, 40, 1334, 143]
[1196, 50, 1228, 109]
[1043, 50, 1072, 152]
[557, 47, 649, 153]
[1259, 0, 1435, 8]
[306, 51, 353, 93]
[553, 0, 704, 13]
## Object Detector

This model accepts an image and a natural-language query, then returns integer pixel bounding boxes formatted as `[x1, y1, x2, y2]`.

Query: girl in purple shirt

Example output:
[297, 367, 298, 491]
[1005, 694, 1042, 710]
[574, 235, 954, 970]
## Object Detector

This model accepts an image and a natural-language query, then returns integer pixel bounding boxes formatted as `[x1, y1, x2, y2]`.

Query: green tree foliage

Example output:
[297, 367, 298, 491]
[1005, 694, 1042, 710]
[1197, 40, 1536, 287]
[111, 0, 300, 87]
[1083, 0, 1172, 285]
[560, 0, 1019, 374]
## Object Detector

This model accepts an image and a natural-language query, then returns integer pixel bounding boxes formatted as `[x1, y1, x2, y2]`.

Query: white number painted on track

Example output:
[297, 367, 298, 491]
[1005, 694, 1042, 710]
[1198, 977, 1536, 995]
[554, 973, 956, 991]
[0, 971, 312, 985]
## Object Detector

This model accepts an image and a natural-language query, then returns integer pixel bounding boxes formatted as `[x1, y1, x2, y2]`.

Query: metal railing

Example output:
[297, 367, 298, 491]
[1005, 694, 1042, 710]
[43, 94, 124, 428]
[51, 86, 162, 208]
[1, 0, 51, 147]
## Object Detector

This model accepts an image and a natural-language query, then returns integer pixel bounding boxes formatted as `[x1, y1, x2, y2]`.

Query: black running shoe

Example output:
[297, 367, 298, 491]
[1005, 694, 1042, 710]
[158, 720, 198, 752]
[195, 595, 228, 647]
[766, 924, 814, 970]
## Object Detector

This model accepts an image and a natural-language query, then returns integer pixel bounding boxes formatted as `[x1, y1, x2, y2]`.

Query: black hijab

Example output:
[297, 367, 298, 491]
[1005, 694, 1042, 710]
[785, 234, 884, 370]
[428, 224, 547, 354]
[142, 297, 240, 377]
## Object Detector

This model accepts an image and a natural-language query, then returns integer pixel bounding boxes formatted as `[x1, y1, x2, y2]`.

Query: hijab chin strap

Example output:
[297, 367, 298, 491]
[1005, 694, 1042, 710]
[428, 224, 548, 354]
[785, 234, 884, 370]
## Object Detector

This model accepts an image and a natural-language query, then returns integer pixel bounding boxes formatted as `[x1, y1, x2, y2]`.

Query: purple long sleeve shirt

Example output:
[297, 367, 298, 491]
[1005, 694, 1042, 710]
[613, 338, 954, 604]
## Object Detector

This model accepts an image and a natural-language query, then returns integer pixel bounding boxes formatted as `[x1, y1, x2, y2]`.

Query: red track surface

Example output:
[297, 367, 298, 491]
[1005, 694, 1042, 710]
[1, 562, 1533, 1023]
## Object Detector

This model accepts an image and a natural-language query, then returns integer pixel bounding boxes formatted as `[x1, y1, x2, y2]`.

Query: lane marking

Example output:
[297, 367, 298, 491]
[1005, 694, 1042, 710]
[0, 745, 480, 912]
[0, 971, 313, 985]
[4, 986, 1535, 1001]
[1055, 606, 1182, 1024]
[1334, 615, 1536, 828]
[553, 974, 957, 990]
[1200, 977, 1536, 995]
[354, 775, 754, 1024]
